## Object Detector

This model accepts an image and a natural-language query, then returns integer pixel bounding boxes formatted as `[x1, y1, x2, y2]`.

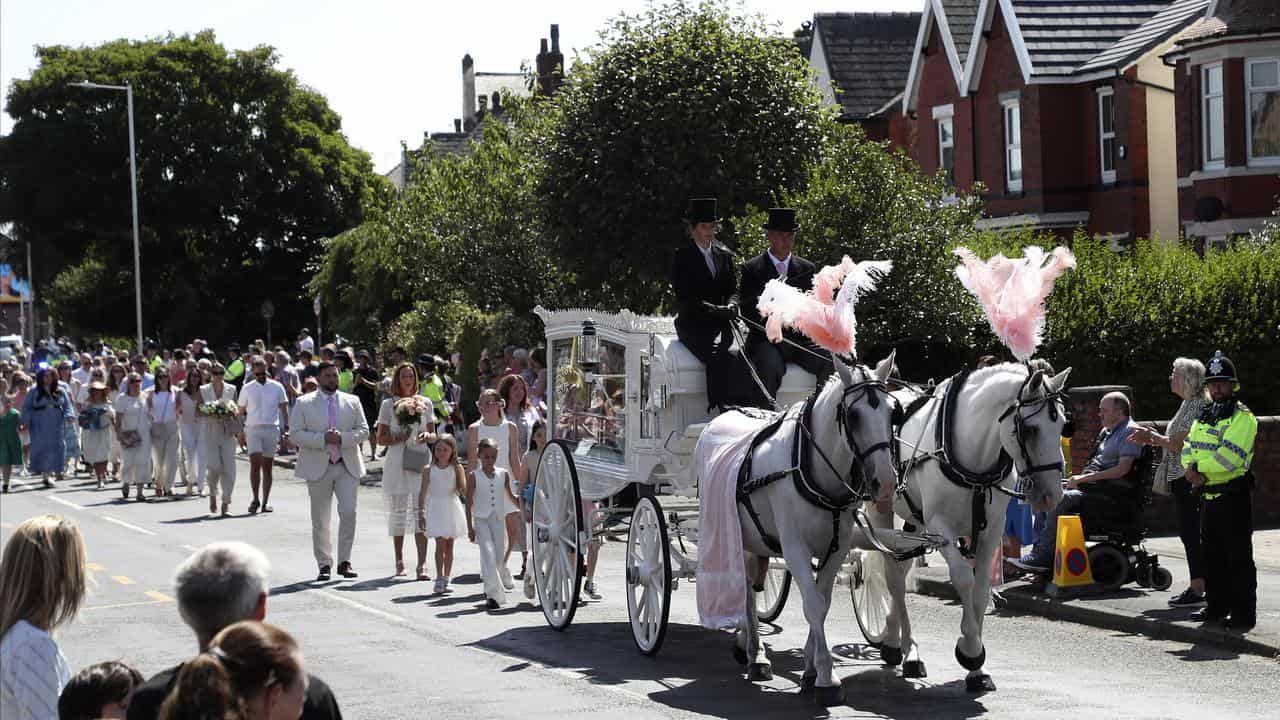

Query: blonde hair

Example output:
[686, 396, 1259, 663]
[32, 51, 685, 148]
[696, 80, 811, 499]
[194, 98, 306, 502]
[0, 514, 88, 638]
[431, 435, 467, 491]
[391, 362, 419, 399]
[1172, 357, 1207, 398]
[476, 388, 504, 411]
[477, 437, 500, 453]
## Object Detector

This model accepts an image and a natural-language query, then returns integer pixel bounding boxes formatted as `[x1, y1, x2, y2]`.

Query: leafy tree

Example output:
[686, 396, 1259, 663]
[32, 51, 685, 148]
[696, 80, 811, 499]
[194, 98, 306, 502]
[0, 31, 381, 345]
[538, 0, 834, 312]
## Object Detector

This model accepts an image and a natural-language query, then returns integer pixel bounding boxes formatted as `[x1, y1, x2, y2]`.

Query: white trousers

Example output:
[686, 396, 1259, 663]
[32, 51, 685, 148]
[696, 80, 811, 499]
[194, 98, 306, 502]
[180, 423, 206, 489]
[202, 424, 237, 503]
[308, 461, 359, 569]
[151, 423, 180, 492]
[473, 511, 508, 604]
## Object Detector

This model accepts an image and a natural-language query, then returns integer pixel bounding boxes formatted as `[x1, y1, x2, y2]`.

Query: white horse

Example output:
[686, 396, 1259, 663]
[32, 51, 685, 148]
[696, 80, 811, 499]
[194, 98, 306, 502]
[708, 352, 898, 707]
[875, 363, 1070, 692]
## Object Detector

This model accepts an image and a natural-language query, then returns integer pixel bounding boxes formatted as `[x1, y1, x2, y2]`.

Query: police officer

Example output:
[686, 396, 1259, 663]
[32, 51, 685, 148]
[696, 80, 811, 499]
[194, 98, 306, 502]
[1181, 351, 1258, 630]
[225, 343, 246, 388]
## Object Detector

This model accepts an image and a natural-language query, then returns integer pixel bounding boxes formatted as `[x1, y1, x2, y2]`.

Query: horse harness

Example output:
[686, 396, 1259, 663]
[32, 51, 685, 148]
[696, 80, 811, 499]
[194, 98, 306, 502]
[894, 369, 1066, 559]
[733, 376, 891, 572]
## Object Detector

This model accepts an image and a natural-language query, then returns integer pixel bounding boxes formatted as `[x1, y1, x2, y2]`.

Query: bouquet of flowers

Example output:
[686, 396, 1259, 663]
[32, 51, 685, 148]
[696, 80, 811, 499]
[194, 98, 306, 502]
[394, 396, 429, 429]
[198, 399, 243, 436]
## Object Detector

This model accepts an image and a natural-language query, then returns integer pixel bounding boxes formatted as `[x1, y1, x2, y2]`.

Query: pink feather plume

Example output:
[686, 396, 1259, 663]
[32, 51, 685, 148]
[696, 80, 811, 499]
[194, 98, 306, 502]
[953, 246, 1076, 362]
[756, 256, 892, 355]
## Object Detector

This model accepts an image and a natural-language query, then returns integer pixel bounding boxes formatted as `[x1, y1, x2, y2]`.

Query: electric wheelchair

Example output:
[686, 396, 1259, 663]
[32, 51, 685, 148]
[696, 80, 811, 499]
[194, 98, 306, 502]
[1076, 443, 1174, 591]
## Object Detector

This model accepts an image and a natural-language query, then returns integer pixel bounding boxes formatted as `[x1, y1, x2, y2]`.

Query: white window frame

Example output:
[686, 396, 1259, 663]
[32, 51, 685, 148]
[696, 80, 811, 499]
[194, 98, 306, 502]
[1245, 57, 1280, 166]
[1002, 99, 1023, 192]
[1202, 63, 1226, 170]
[933, 104, 955, 189]
[1097, 88, 1117, 184]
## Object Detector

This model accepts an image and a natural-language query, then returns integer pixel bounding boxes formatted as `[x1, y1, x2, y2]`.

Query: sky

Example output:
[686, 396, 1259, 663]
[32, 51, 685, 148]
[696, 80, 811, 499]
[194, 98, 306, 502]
[1, 0, 923, 174]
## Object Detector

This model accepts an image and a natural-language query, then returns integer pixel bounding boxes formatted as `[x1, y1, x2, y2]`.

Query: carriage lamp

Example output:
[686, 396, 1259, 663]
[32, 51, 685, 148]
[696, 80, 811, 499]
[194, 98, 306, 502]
[579, 319, 600, 372]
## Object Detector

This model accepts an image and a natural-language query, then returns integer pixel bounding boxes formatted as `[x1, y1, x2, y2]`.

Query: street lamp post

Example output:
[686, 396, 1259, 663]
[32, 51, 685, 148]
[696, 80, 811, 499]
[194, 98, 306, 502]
[70, 80, 143, 352]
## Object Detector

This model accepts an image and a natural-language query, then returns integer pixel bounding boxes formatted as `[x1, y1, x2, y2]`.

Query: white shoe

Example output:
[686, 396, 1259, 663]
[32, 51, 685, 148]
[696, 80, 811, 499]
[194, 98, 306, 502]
[584, 579, 601, 600]
[500, 566, 515, 591]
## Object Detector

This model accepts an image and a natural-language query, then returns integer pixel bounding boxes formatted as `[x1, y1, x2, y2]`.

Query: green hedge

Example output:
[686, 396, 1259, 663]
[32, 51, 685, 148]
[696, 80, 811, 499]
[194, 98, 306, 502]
[969, 231, 1280, 417]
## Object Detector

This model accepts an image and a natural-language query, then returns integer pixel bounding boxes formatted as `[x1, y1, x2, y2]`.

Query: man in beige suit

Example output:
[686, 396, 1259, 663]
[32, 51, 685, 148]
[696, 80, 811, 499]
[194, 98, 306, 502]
[289, 361, 369, 580]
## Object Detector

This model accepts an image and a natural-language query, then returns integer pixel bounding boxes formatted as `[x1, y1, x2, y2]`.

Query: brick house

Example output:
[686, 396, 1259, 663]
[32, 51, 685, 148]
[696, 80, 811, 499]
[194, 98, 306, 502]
[805, 12, 921, 146]
[902, 0, 1208, 241]
[1164, 0, 1280, 244]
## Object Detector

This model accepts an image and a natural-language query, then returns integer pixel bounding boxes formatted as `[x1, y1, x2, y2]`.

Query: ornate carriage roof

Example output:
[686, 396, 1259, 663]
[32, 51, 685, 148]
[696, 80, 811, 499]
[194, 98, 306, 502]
[534, 306, 676, 336]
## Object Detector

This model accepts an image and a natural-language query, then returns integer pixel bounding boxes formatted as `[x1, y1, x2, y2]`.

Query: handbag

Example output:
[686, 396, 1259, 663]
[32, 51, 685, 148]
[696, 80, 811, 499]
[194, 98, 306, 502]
[119, 430, 142, 449]
[402, 443, 430, 473]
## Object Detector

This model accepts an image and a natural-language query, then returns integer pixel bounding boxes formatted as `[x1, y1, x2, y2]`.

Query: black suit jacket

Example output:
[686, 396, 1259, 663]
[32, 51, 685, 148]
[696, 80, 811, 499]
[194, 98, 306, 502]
[739, 252, 817, 339]
[671, 240, 739, 341]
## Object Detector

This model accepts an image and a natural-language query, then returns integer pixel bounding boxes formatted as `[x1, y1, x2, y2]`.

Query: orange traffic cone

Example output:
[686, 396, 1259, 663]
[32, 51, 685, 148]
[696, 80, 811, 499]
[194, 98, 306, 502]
[1046, 514, 1098, 598]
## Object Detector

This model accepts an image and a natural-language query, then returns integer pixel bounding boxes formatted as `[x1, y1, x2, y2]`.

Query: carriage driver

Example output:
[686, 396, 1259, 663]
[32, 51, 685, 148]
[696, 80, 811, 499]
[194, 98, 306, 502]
[1009, 391, 1141, 574]
[1179, 351, 1258, 630]
[738, 208, 833, 400]
[670, 197, 766, 410]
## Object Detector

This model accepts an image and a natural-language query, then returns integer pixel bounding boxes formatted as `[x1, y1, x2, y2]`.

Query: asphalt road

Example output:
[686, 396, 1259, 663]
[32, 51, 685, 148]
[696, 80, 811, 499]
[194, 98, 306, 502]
[2, 462, 1277, 719]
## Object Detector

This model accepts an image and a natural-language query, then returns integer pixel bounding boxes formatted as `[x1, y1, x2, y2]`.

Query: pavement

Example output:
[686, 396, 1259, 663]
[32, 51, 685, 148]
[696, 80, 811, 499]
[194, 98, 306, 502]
[4, 462, 1280, 718]
[909, 530, 1280, 660]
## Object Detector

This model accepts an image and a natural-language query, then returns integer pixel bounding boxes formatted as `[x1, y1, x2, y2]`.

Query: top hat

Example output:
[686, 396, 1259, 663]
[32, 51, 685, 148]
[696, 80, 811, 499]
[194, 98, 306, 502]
[1204, 350, 1238, 383]
[228, 343, 241, 352]
[684, 197, 721, 224]
[417, 353, 434, 366]
[763, 207, 800, 232]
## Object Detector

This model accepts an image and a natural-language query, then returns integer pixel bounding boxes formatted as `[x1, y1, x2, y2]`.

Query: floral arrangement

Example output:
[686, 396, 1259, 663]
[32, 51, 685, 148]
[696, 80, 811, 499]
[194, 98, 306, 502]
[394, 396, 429, 428]
[197, 399, 240, 417]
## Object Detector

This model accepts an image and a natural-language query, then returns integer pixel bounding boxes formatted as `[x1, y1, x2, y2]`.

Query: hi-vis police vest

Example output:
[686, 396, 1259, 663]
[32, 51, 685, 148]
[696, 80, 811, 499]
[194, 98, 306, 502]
[1181, 401, 1257, 500]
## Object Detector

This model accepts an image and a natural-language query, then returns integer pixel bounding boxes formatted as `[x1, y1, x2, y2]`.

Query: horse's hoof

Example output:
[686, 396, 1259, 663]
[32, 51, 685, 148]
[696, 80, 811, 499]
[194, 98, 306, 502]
[799, 672, 817, 691]
[955, 643, 986, 671]
[748, 662, 773, 682]
[903, 660, 927, 678]
[815, 684, 845, 707]
[880, 645, 903, 667]
[966, 673, 996, 693]
[732, 644, 748, 665]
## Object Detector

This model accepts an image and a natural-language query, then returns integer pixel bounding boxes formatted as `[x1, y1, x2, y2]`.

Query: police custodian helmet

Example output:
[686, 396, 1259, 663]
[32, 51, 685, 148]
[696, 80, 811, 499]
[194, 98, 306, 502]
[1204, 350, 1238, 383]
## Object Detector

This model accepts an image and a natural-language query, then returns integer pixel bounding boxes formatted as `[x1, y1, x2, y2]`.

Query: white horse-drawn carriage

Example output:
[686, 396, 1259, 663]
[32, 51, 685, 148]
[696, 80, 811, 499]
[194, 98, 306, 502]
[528, 247, 1077, 704]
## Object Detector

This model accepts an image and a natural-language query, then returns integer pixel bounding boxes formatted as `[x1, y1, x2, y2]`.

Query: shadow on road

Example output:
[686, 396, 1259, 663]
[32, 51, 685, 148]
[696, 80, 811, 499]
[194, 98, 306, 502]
[467, 620, 989, 719]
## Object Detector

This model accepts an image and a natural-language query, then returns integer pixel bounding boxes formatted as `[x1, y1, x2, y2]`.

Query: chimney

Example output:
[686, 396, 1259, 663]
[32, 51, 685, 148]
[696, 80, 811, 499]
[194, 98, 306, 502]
[462, 54, 476, 131]
[536, 23, 565, 96]
[453, 118, 462, 133]
[491, 91, 501, 110]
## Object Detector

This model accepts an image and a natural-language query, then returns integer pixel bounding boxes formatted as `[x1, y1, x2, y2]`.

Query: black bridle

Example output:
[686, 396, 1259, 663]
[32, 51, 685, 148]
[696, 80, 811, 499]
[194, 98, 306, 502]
[998, 372, 1068, 496]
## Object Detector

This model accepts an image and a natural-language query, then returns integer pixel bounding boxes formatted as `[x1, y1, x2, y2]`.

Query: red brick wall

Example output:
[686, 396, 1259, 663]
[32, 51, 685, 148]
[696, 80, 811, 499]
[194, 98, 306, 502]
[910, 20, 967, 181]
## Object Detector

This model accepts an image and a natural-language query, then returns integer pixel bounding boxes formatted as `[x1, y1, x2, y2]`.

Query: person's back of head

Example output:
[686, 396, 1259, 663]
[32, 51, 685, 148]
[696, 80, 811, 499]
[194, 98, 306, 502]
[0, 514, 87, 640]
[59, 660, 143, 720]
[160, 621, 305, 720]
[173, 542, 270, 650]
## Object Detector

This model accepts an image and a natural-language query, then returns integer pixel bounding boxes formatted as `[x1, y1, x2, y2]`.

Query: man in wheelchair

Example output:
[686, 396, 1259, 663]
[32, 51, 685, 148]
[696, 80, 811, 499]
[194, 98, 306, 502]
[1010, 392, 1141, 573]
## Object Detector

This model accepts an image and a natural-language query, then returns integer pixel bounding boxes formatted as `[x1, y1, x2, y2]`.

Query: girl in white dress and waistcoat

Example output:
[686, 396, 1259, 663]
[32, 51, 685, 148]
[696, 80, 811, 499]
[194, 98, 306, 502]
[424, 435, 469, 594]
[466, 388, 523, 591]
[466, 438, 517, 609]
[376, 363, 435, 580]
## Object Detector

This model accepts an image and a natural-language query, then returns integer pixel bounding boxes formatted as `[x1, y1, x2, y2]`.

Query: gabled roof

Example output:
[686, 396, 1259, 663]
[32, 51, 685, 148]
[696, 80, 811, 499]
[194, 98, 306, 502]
[812, 12, 922, 119]
[903, 0, 983, 112]
[1178, 0, 1280, 45]
[963, 0, 1207, 87]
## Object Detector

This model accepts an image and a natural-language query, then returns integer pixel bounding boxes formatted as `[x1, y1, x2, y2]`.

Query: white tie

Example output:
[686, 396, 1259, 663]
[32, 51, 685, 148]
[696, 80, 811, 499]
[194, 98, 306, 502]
[775, 260, 786, 278]
[704, 249, 717, 277]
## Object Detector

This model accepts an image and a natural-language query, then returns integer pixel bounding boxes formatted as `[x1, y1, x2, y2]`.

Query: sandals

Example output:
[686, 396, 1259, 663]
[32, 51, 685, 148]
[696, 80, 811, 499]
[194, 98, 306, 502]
[416, 566, 430, 581]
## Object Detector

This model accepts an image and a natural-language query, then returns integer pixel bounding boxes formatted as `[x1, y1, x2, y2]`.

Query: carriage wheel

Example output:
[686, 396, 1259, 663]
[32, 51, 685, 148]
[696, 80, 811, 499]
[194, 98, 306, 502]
[754, 564, 791, 623]
[532, 440, 584, 631]
[849, 550, 891, 647]
[626, 495, 672, 655]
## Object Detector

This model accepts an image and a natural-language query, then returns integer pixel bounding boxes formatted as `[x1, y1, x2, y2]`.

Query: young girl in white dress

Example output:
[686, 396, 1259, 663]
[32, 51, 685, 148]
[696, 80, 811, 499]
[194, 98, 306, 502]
[466, 388, 522, 591]
[424, 435, 469, 594]
[467, 438, 517, 609]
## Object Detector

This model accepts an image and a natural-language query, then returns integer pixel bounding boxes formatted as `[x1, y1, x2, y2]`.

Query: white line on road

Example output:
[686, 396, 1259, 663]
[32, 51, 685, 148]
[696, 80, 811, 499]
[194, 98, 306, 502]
[318, 590, 413, 625]
[181, 544, 199, 552]
[101, 516, 156, 536]
[48, 496, 87, 511]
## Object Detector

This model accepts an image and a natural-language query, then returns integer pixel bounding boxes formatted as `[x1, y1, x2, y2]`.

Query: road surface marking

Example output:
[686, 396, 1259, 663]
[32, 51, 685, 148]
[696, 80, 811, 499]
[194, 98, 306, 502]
[47, 496, 86, 511]
[181, 544, 199, 551]
[144, 590, 173, 602]
[86, 562, 106, 571]
[111, 575, 136, 585]
[318, 590, 412, 625]
[101, 516, 156, 535]
[82, 598, 171, 611]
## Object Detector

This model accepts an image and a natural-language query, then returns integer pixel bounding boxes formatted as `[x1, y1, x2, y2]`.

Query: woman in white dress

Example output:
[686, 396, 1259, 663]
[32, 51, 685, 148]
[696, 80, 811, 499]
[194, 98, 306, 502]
[200, 364, 240, 517]
[80, 381, 114, 490]
[175, 369, 205, 497]
[466, 388, 522, 591]
[147, 368, 180, 499]
[423, 435, 469, 594]
[106, 365, 127, 481]
[376, 363, 435, 579]
[113, 374, 151, 502]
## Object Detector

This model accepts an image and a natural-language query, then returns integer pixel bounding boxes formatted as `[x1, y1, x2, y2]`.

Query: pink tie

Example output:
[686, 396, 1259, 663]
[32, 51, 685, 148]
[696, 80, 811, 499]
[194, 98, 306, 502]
[775, 260, 786, 278]
[326, 394, 341, 463]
